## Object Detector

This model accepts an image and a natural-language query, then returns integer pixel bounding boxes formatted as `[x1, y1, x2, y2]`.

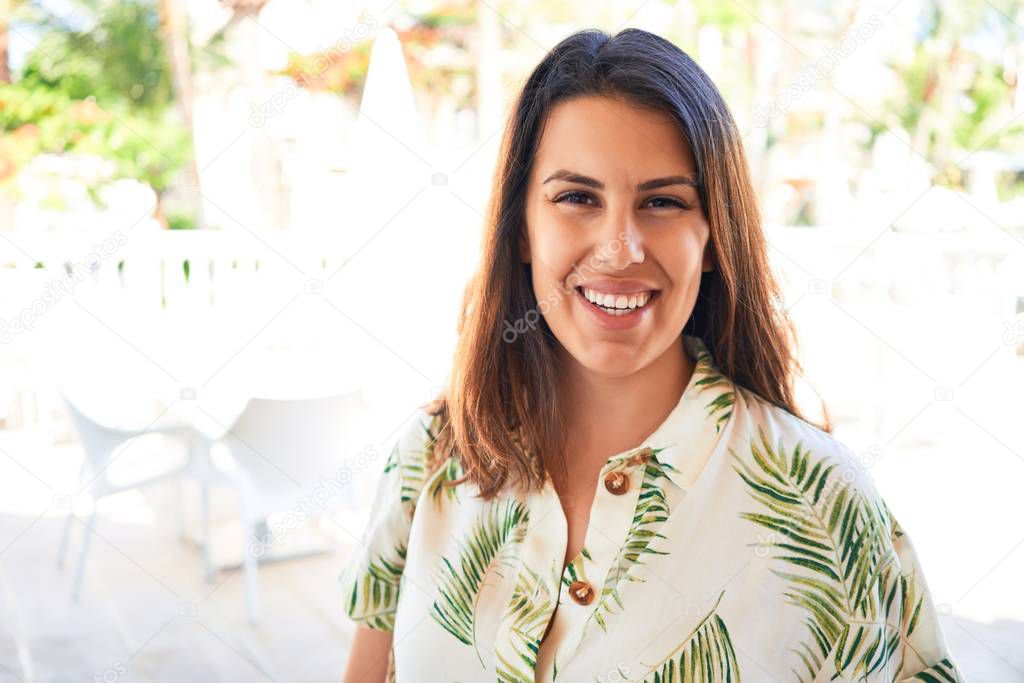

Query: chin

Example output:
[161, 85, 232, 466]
[571, 343, 651, 377]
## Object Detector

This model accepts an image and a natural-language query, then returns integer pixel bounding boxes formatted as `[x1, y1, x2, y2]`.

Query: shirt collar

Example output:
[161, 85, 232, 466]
[604, 334, 737, 491]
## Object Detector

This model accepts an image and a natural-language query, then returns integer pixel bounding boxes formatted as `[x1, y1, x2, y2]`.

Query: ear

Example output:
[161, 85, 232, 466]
[518, 224, 531, 264]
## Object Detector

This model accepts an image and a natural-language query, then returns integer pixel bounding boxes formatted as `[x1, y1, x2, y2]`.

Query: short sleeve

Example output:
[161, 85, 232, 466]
[338, 408, 439, 631]
[811, 501, 963, 682]
[884, 509, 963, 681]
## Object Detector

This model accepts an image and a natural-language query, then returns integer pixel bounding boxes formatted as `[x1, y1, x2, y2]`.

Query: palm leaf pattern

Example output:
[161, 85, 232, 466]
[431, 497, 530, 665]
[584, 447, 674, 636]
[733, 426, 927, 681]
[693, 343, 735, 433]
[883, 520, 963, 682]
[386, 413, 441, 508]
[911, 658, 959, 682]
[637, 590, 740, 682]
[342, 413, 439, 630]
[426, 453, 464, 506]
[560, 546, 593, 588]
[341, 541, 407, 630]
[495, 562, 558, 682]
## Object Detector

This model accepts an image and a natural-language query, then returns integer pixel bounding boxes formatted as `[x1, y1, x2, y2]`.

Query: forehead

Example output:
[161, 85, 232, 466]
[532, 95, 697, 179]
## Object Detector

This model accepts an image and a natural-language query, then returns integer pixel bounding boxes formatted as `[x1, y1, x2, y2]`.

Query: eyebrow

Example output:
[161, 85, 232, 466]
[541, 169, 702, 191]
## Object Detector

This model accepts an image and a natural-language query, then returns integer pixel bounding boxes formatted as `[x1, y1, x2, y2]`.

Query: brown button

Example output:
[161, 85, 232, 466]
[604, 470, 629, 495]
[568, 580, 594, 605]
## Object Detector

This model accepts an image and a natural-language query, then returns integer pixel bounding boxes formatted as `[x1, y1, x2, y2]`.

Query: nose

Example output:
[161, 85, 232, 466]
[592, 211, 645, 270]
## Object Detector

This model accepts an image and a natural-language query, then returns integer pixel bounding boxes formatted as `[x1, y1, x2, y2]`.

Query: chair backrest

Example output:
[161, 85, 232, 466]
[59, 389, 191, 496]
[60, 391, 134, 476]
[217, 390, 367, 512]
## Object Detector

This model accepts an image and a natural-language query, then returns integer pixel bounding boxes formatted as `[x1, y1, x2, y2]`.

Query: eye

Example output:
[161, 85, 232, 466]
[645, 196, 690, 210]
[552, 191, 596, 206]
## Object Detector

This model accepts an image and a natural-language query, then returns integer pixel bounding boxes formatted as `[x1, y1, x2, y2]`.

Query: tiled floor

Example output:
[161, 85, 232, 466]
[0, 491, 362, 682]
[0, 428, 1021, 681]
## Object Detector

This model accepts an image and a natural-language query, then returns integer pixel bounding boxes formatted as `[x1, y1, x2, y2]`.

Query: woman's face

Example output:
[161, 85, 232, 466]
[520, 94, 713, 378]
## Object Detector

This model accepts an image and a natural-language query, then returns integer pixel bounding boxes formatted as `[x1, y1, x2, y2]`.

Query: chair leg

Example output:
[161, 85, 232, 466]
[243, 519, 261, 623]
[59, 459, 88, 570]
[56, 509, 74, 570]
[72, 507, 97, 603]
[176, 477, 187, 542]
[201, 483, 214, 582]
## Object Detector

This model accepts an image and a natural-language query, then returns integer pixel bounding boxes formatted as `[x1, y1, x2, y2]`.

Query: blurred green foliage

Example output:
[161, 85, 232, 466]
[17, 1, 175, 110]
[869, 0, 1024, 184]
[0, 0, 191, 202]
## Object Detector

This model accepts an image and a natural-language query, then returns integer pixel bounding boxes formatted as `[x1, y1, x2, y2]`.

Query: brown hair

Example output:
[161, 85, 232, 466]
[422, 27, 827, 500]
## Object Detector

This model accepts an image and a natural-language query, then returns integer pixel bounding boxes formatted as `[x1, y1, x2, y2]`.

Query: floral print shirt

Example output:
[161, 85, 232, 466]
[339, 335, 962, 682]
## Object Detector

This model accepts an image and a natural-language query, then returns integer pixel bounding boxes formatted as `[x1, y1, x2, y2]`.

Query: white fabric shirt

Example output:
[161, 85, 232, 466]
[339, 335, 962, 682]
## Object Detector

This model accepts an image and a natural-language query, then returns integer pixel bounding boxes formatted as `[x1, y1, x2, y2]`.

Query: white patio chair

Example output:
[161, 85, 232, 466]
[199, 390, 366, 622]
[56, 390, 199, 602]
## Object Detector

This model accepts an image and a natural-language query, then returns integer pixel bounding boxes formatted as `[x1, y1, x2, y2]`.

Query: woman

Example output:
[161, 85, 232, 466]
[340, 28, 962, 682]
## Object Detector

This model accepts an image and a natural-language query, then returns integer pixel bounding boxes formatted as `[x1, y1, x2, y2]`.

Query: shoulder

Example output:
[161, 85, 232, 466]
[381, 405, 447, 514]
[734, 385, 848, 454]
[731, 385, 891, 521]
[389, 405, 444, 466]
[732, 392, 960, 679]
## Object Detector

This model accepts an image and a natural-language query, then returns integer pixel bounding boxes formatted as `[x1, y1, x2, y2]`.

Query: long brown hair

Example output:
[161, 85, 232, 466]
[423, 27, 826, 501]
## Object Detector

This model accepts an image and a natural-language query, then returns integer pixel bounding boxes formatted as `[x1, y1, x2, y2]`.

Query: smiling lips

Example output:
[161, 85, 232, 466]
[578, 286, 654, 313]
[566, 276, 662, 327]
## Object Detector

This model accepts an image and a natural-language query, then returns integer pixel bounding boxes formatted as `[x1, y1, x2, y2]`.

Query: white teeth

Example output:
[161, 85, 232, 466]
[580, 286, 654, 312]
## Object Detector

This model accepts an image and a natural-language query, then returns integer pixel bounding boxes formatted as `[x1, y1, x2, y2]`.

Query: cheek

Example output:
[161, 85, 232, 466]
[529, 220, 578, 279]
[653, 232, 709, 319]
[657, 228, 709, 278]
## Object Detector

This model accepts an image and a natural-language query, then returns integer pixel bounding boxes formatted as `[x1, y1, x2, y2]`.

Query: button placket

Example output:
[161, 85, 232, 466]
[568, 580, 595, 605]
[494, 479, 565, 682]
[601, 446, 652, 493]
[548, 446, 654, 669]
[561, 551, 591, 594]
[603, 470, 629, 494]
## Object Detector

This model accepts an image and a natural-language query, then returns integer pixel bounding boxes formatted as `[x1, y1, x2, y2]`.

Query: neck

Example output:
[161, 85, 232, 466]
[557, 335, 694, 463]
